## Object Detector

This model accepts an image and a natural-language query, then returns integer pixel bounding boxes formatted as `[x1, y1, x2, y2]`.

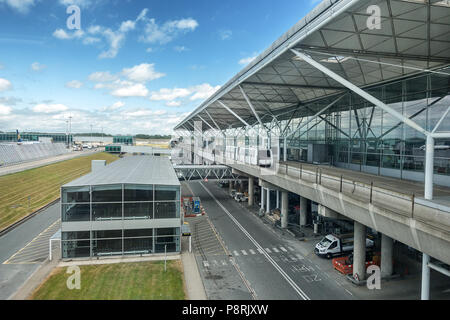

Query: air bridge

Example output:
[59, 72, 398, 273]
[173, 164, 244, 182]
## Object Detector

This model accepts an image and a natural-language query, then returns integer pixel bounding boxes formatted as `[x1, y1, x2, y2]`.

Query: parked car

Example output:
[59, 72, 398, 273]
[315, 233, 374, 259]
[234, 192, 248, 202]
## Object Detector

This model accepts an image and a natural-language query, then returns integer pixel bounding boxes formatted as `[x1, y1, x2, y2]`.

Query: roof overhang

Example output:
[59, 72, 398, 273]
[174, 0, 450, 132]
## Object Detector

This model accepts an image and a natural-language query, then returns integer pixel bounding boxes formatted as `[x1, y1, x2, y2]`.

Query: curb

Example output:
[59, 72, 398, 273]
[0, 198, 60, 237]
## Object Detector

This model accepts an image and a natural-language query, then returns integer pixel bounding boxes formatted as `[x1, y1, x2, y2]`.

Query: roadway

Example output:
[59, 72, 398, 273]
[186, 180, 354, 300]
[0, 202, 60, 299]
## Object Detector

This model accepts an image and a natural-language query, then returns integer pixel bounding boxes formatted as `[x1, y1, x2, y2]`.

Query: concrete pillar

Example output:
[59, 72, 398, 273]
[229, 180, 232, 193]
[261, 187, 265, 210]
[276, 190, 280, 209]
[353, 221, 367, 281]
[381, 233, 394, 278]
[266, 188, 271, 213]
[248, 177, 254, 207]
[299, 196, 307, 227]
[281, 191, 288, 228]
[421, 253, 430, 300]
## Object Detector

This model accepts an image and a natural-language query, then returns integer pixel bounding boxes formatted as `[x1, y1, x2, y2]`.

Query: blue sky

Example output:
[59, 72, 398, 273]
[0, 0, 319, 135]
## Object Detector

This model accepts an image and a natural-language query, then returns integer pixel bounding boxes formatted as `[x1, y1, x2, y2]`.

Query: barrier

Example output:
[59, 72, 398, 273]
[0, 142, 70, 166]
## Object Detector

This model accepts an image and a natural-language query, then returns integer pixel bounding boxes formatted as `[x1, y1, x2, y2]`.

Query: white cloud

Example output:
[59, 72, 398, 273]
[83, 37, 101, 45]
[0, 0, 35, 13]
[122, 109, 167, 118]
[111, 82, 149, 97]
[31, 62, 46, 72]
[119, 20, 136, 33]
[219, 29, 232, 40]
[59, 0, 92, 8]
[53, 28, 84, 40]
[239, 56, 257, 65]
[33, 103, 68, 114]
[101, 101, 125, 112]
[150, 88, 191, 101]
[65, 80, 83, 89]
[190, 83, 221, 101]
[140, 17, 199, 45]
[0, 104, 12, 115]
[174, 46, 188, 52]
[122, 63, 165, 83]
[88, 71, 118, 82]
[166, 101, 181, 107]
[0, 78, 12, 92]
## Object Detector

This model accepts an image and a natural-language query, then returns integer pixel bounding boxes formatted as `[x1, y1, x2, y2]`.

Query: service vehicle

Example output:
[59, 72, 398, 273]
[315, 233, 374, 259]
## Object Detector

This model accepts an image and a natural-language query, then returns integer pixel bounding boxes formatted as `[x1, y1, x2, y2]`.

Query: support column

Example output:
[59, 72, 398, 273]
[281, 191, 288, 229]
[229, 180, 233, 194]
[353, 221, 367, 281]
[276, 190, 280, 209]
[421, 253, 430, 300]
[299, 196, 307, 227]
[266, 188, 271, 213]
[381, 233, 393, 278]
[248, 177, 254, 207]
[261, 187, 265, 210]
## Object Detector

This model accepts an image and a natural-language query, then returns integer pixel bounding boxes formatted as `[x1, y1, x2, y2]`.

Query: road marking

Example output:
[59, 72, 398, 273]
[249, 249, 256, 255]
[295, 254, 304, 260]
[272, 247, 280, 253]
[222, 260, 227, 266]
[203, 261, 209, 267]
[257, 248, 264, 254]
[345, 289, 353, 296]
[241, 250, 248, 256]
[200, 182, 310, 300]
[288, 246, 295, 251]
[280, 246, 288, 252]
[233, 250, 240, 256]
[212, 259, 218, 266]
[289, 255, 297, 262]
[265, 248, 272, 253]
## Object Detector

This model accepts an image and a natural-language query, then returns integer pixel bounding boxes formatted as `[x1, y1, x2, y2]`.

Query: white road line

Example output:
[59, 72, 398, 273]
[212, 260, 218, 265]
[203, 261, 209, 267]
[222, 260, 227, 266]
[272, 247, 280, 253]
[289, 255, 297, 262]
[345, 289, 353, 296]
[241, 250, 248, 256]
[280, 246, 288, 252]
[288, 246, 295, 251]
[249, 249, 256, 255]
[199, 182, 310, 300]
[233, 250, 240, 256]
[265, 248, 272, 253]
[257, 248, 264, 254]
[295, 254, 304, 260]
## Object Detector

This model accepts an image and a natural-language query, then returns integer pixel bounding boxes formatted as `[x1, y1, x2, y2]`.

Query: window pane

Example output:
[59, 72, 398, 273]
[92, 203, 122, 220]
[124, 229, 153, 237]
[124, 238, 153, 254]
[92, 185, 122, 202]
[62, 231, 90, 240]
[62, 240, 90, 258]
[124, 184, 153, 201]
[62, 204, 90, 222]
[124, 202, 153, 219]
[154, 202, 178, 219]
[154, 185, 179, 201]
[92, 239, 122, 256]
[63, 186, 89, 203]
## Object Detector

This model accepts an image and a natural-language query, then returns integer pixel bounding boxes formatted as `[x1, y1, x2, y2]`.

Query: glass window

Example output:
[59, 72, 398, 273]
[124, 238, 152, 253]
[92, 185, 122, 202]
[92, 203, 122, 220]
[62, 231, 90, 240]
[92, 229, 122, 239]
[154, 185, 179, 201]
[124, 202, 153, 219]
[124, 229, 153, 237]
[62, 186, 90, 203]
[92, 239, 122, 256]
[124, 184, 153, 201]
[405, 76, 427, 101]
[62, 204, 90, 222]
[62, 240, 90, 258]
[154, 202, 178, 219]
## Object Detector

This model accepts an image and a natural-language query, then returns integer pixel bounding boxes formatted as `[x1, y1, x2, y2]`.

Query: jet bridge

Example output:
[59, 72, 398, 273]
[173, 164, 244, 182]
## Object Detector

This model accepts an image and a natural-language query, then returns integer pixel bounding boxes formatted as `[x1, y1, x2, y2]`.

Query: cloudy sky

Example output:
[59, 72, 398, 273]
[0, 0, 317, 135]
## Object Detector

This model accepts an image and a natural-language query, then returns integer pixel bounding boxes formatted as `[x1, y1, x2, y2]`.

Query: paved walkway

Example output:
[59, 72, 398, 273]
[181, 250, 207, 300]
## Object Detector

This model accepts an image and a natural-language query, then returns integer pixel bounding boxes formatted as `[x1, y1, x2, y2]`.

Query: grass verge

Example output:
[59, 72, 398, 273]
[0, 152, 118, 231]
[31, 260, 186, 300]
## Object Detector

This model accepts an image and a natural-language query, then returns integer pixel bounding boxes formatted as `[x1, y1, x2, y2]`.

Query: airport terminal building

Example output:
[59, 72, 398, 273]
[60, 156, 181, 259]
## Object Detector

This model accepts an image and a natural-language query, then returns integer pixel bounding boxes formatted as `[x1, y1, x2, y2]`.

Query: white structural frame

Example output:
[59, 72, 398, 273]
[290, 48, 450, 300]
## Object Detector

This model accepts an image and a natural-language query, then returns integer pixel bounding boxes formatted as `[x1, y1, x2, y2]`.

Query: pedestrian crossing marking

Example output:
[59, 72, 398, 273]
[280, 246, 288, 252]
[249, 249, 256, 255]
[241, 250, 248, 255]
[233, 250, 239, 256]
[265, 248, 271, 253]
[272, 247, 280, 253]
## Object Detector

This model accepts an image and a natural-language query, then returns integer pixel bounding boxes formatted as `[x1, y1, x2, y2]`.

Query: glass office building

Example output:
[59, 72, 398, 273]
[113, 135, 135, 145]
[61, 156, 181, 259]
[0, 132, 73, 144]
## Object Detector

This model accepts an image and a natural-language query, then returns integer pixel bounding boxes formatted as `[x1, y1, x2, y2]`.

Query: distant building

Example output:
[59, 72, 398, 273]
[0, 132, 72, 144]
[113, 135, 135, 145]
[60, 156, 181, 259]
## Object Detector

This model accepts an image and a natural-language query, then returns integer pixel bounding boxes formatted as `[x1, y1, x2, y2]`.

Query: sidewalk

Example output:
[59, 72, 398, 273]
[181, 237, 207, 300]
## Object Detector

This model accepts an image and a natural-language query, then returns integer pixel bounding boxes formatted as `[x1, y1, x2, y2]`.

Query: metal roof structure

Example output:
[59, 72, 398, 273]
[63, 156, 180, 187]
[174, 0, 450, 131]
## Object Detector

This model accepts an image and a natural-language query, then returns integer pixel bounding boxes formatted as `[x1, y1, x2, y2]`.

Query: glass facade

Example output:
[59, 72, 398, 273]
[62, 184, 180, 222]
[61, 227, 180, 258]
[113, 136, 134, 145]
[61, 183, 181, 259]
[283, 71, 450, 177]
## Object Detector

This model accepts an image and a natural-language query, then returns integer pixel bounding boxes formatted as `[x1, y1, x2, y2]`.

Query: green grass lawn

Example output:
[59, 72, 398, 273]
[0, 152, 118, 232]
[31, 261, 186, 300]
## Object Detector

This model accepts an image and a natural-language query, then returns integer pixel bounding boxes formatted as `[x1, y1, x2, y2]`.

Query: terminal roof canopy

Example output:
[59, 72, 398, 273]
[174, 0, 450, 131]
[63, 156, 180, 187]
